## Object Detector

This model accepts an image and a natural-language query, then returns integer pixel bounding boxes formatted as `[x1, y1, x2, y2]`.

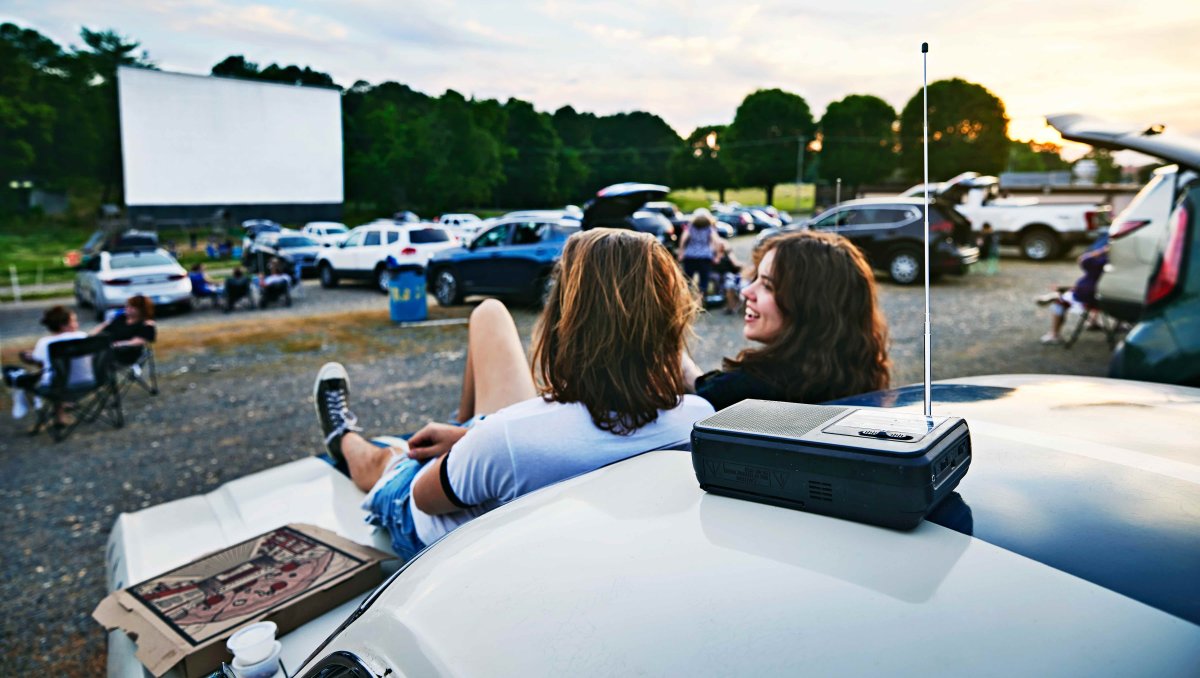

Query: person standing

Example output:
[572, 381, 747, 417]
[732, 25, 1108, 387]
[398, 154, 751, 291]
[678, 209, 720, 300]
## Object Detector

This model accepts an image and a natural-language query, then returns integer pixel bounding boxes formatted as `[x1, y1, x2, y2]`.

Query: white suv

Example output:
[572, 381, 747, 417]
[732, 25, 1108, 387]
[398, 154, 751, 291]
[315, 222, 456, 293]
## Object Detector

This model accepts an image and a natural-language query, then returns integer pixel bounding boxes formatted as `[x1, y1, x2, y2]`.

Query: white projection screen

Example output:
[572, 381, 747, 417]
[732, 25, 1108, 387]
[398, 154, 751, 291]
[118, 67, 342, 210]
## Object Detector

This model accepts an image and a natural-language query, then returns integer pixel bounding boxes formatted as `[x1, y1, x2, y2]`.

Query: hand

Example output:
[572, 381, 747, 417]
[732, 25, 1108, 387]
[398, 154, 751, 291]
[407, 422, 469, 461]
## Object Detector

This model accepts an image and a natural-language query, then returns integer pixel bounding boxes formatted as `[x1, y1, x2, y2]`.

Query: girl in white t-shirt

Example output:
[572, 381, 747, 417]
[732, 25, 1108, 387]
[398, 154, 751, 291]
[3, 306, 91, 424]
[313, 228, 713, 559]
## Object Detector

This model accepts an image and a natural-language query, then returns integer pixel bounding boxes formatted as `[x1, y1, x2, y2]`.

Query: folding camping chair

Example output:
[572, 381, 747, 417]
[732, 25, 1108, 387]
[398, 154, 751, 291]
[116, 343, 158, 396]
[30, 336, 124, 442]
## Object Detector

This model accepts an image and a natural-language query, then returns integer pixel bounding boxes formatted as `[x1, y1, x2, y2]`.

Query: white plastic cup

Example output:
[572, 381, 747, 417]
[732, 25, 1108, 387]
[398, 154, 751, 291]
[226, 621, 277, 665]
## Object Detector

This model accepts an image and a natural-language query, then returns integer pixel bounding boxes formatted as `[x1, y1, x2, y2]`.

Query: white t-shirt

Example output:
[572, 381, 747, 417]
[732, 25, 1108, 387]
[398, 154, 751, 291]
[410, 395, 714, 545]
[32, 331, 94, 386]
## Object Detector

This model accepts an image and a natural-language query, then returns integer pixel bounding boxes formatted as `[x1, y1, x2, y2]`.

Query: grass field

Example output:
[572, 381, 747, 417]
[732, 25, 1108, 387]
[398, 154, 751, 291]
[667, 183, 816, 213]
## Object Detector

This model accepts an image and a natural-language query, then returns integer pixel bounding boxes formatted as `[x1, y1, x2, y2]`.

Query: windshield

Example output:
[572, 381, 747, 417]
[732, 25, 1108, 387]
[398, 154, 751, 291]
[409, 228, 451, 244]
[277, 236, 318, 248]
[110, 253, 176, 269]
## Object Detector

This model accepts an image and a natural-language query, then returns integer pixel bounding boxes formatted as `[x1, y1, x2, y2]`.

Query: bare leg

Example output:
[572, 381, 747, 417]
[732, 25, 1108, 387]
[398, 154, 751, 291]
[341, 431, 400, 492]
[455, 299, 537, 421]
[1050, 303, 1066, 337]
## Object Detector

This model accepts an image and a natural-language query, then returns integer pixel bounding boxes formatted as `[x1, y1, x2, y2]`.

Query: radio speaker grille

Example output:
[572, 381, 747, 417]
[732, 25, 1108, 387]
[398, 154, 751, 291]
[696, 400, 849, 440]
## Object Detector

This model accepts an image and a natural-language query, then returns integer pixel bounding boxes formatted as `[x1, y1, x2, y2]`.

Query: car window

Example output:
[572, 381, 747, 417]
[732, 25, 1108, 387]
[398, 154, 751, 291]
[341, 231, 366, 248]
[856, 208, 912, 225]
[327, 225, 348, 234]
[364, 231, 381, 247]
[277, 236, 318, 248]
[512, 222, 545, 245]
[109, 253, 176, 269]
[410, 228, 451, 244]
[386, 231, 400, 245]
[811, 210, 846, 229]
[474, 224, 511, 249]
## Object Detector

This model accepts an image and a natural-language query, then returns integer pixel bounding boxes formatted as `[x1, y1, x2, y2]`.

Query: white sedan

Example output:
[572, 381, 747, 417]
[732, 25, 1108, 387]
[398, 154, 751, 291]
[74, 249, 191, 320]
[315, 222, 457, 293]
[103, 375, 1200, 677]
[300, 221, 351, 248]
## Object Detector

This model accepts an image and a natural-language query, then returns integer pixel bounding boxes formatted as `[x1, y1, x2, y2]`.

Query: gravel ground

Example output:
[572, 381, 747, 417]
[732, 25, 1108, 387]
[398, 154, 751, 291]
[0, 240, 1115, 674]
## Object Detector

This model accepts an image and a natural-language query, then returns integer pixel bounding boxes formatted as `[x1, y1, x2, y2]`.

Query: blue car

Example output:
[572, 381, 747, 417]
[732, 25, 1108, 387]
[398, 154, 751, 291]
[426, 216, 580, 306]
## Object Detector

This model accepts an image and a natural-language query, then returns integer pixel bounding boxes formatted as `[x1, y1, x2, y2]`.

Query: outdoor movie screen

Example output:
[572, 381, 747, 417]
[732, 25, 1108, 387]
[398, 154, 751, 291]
[118, 67, 343, 207]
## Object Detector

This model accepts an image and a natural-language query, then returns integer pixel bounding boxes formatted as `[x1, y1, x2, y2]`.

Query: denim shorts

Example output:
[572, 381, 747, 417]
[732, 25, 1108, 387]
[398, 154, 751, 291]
[362, 453, 429, 561]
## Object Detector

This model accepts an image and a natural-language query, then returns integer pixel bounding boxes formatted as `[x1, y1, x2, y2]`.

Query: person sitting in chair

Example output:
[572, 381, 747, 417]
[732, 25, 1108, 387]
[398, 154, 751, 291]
[223, 267, 252, 312]
[2, 306, 93, 423]
[259, 259, 292, 308]
[92, 295, 157, 367]
[1039, 245, 1109, 345]
[189, 263, 222, 301]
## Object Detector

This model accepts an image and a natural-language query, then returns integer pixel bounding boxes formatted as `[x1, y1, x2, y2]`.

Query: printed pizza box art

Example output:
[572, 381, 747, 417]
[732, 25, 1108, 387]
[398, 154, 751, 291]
[129, 525, 365, 645]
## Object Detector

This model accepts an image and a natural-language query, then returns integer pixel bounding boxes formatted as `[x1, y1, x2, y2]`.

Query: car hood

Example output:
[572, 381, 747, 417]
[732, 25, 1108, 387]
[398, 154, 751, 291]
[1047, 113, 1200, 170]
[303, 375, 1200, 677]
[582, 183, 669, 227]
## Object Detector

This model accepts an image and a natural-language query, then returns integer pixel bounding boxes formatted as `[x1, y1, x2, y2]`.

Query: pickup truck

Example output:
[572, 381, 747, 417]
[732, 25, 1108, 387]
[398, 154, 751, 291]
[902, 173, 1110, 260]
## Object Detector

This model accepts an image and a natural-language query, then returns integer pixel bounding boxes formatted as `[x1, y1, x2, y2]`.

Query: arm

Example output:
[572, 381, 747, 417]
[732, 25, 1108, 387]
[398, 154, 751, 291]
[89, 321, 110, 337]
[411, 455, 464, 515]
[677, 231, 690, 261]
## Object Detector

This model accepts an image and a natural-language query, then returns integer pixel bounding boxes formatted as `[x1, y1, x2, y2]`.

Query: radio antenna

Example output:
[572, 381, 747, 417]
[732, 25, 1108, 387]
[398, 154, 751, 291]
[921, 41, 932, 418]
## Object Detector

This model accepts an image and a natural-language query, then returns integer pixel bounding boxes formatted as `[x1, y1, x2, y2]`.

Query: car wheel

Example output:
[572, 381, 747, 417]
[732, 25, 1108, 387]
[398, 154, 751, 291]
[887, 248, 921, 285]
[375, 266, 390, 294]
[434, 268, 463, 306]
[319, 262, 338, 288]
[1020, 228, 1060, 261]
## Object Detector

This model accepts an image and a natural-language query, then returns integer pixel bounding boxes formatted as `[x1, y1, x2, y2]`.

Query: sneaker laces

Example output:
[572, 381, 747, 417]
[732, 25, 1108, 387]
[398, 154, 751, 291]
[323, 388, 361, 444]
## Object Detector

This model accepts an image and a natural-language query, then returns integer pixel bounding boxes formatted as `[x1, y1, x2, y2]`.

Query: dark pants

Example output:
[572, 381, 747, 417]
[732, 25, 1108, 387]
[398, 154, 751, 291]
[3, 366, 39, 390]
[225, 280, 251, 311]
[683, 257, 713, 294]
[260, 282, 291, 308]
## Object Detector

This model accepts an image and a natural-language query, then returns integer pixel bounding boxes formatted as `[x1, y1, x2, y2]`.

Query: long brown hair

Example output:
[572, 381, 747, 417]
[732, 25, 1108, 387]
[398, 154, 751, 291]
[727, 231, 890, 402]
[532, 228, 696, 434]
[126, 294, 155, 321]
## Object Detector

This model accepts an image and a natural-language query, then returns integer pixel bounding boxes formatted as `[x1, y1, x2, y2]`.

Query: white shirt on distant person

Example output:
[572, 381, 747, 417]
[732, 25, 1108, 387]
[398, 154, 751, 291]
[31, 331, 94, 386]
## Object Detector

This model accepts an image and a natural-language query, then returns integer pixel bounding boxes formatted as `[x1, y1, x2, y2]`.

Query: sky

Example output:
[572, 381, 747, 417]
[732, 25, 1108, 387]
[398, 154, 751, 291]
[5, 0, 1199, 162]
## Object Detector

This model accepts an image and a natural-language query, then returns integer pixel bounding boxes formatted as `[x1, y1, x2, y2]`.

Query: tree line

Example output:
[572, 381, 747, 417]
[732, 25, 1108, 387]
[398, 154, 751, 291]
[3, 22, 1105, 217]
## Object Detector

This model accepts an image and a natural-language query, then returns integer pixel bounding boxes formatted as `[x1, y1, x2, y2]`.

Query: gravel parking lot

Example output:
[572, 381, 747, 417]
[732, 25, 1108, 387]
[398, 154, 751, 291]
[0, 240, 1117, 674]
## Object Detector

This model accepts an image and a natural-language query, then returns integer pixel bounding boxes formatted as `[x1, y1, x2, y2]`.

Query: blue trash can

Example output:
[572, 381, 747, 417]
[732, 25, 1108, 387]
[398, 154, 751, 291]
[388, 262, 427, 323]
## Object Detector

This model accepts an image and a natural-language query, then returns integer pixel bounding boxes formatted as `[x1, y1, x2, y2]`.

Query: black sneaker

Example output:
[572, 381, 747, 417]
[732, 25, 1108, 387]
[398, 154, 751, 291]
[313, 362, 361, 472]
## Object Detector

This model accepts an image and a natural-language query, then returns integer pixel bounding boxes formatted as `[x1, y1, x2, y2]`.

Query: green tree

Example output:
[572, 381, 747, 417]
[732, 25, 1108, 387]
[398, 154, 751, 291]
[423, 90, 504, 210]
[725, 88, 816, 204]
[78, 27, 156, 202]
[498, 98, 560, 207]
[589, 111, 680, 189]
[1075, 148, 1122, 184]
[818, 95, 897, 190]
[899, 78, 1009, 181]
[669, 125, 733, 201]
[1006, 139, 1070, 172]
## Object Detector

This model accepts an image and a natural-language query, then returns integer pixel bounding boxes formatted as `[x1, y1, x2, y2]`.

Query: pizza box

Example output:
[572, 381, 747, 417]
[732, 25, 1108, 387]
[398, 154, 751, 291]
[93, 523, 389, 677]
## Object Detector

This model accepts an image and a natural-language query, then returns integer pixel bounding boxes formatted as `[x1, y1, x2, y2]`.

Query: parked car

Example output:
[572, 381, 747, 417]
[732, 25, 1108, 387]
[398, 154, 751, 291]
[244, 232, 324, 277]
[301, 221, 350, 248]
[1048, 114, 1200, 325]
[240, 219, 282, 251]
[646, 201, 734, 239]
[730, 206, 783, 233]
[426, 217, 580, 306]
[758, 198, 980, 284]
[316, 222, 457, 293]
[582, 183, 678, 249]
[103, 375, 1200, 678]
[74, 248, 190, 320]
[1110, 173, 1200, 386]
[716, 210, 753, 236]
[902, 173, 1111, 261]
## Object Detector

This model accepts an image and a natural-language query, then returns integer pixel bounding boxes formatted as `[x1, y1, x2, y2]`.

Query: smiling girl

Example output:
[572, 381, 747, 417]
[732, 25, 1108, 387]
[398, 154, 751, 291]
[684, 230, 891, 411]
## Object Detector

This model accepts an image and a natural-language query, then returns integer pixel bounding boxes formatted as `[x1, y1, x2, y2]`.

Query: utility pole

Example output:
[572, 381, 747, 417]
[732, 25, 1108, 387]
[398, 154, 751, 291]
[836, 178, 842, 205]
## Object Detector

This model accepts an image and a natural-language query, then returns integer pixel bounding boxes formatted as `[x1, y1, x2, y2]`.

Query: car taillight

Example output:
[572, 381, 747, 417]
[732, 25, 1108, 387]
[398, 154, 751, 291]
[741, 214, 751, 224]
[103, 278, 132, 286]
[1110, 219, 1151, 240]
[929, 219, 952, 234]
[1145, 203, 1190, 306]
[401, 247, 417, 256]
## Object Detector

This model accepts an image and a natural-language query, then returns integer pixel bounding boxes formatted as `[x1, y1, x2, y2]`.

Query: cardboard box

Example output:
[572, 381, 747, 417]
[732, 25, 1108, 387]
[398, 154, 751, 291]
[94, 523, 390, 677]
